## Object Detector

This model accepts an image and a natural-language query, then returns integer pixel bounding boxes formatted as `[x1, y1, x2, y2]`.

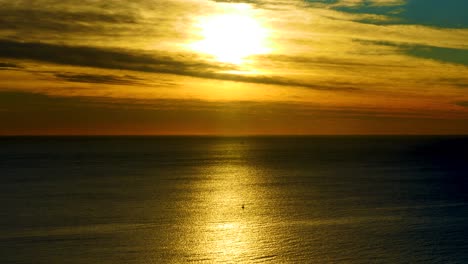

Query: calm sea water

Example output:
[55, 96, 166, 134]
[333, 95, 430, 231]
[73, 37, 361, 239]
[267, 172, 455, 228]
[0, 136, 467, 263]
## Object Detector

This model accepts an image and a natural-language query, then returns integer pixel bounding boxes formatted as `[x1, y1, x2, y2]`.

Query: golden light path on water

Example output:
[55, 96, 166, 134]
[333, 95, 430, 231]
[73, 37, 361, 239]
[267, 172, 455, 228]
[190, 4, 271, 65]
[174, 140, 281, 262]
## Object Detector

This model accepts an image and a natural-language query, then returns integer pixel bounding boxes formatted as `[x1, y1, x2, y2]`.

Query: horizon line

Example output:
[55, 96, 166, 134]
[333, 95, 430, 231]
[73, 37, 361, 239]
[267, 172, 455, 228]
[1, 134, 467, 137]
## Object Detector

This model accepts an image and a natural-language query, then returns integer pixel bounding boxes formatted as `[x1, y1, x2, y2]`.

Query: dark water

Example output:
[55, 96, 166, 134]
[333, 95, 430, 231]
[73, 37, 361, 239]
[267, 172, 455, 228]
[0, 136, 467, 263]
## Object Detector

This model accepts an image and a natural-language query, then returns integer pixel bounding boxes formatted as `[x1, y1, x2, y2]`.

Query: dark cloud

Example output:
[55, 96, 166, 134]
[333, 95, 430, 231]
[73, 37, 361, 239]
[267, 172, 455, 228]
[192, 72, 360, 91]
[438, 78, 468, 89]
[455, 101, 468, 108]
[0, 8, 137, 34]
[0, 39, 358, 91]
[55, 73, 143, 85]
[0, 9, 136, 25]
[0, 62, 20, 70]
[209, 0, 290, 10]
[332, 2, 404, 20]
[0, 39, 228, 76]
[0, 2, 192, 41]
[0, 39, 212, 72]
[255, 54, 411, 68]
[355, 40, 468, 67]
[210, 0, 260, 3]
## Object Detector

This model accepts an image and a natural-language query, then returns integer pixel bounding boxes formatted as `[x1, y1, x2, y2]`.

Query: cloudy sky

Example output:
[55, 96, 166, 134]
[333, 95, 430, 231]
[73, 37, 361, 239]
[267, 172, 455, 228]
[0, 0, 467, 135]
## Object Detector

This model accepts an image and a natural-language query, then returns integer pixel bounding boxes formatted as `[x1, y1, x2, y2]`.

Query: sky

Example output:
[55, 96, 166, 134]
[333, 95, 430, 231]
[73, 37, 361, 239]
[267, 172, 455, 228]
[0, 0, 467, 135]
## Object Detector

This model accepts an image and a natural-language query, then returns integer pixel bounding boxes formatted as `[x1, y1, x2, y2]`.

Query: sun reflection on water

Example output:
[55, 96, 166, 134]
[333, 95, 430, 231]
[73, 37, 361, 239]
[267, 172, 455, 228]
[201, 163, 256, 261]
[183, 140, 273, 262]
[158, 139, 285, 263]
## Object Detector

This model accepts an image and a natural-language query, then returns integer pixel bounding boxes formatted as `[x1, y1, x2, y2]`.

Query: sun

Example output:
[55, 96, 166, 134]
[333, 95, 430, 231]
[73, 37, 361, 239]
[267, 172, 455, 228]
[191, 13, 270, 65]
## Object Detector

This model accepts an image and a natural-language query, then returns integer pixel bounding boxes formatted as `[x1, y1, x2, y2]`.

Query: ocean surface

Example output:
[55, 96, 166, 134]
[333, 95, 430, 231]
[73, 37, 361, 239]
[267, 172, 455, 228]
[0, 136, 467, 263]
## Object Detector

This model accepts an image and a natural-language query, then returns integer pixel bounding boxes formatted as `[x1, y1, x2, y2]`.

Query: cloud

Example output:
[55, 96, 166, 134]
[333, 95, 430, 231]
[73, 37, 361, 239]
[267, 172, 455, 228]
[334, 0, 405, 7]
[1, 91, 467, 135]
[208, 0, 297, 10]
[0, 39, 227, 78]
[54, 73, 143, 85]
[210, 0, 261, 4]
[356, 40, 468, 66]
[0, 9, 136, 30]
[0, 0, 205, 47]
[0, 39, 358, 91]
[438, 78, 468, 89]
[455, 101, 468, 108]
[0, 62, 20, 70]
[255, 53, 412, 68]
[0, 5, 139, 40]
[0, 91, 460, 121]
[0, 0, 466, 135]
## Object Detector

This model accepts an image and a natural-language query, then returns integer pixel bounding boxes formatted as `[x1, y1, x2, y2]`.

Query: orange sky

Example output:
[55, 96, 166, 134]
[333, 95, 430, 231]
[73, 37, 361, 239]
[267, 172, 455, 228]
[0, 0, 467, 135]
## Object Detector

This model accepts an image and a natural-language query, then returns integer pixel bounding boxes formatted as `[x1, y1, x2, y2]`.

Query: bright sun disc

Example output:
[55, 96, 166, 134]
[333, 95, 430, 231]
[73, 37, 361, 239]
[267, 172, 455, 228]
[191, 14, 269, 64]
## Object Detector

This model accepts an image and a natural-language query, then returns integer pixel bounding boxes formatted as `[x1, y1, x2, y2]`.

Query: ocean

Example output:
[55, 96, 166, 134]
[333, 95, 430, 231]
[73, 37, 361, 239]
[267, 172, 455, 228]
[0, 136, 467, 263]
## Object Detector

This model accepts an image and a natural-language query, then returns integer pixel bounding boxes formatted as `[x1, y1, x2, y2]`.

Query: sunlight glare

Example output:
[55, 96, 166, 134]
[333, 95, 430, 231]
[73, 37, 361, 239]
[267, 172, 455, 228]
[191, 13, 270, 64]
